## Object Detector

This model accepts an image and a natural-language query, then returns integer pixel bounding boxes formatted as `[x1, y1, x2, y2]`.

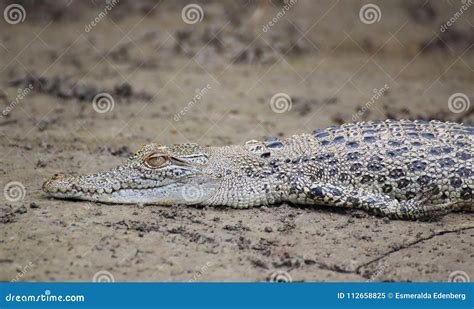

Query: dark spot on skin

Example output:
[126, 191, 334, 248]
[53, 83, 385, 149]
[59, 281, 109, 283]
[441, 147, 453, 154]
[460, 187, 472, 200]
[347, 152, 361, 161]
[386, 149, 402, 158]
[415, 120, 429, 124]
[362, 129, 376, 135]
[397, 179, 410, 189]
[321, 140, 331, 146]
[411, 141, 422, 146]
[315, 131, 330, 138]
[346, 141, 359, 148]
[455, 141, 468, 148]
[267, 141, 283, 148]
[377, 175, 386, 183]
[408, 160, 427, 172]
[260, 152, 271, 158]
[367, 162, 384, 171]
[429, 147, 442, 155]
[388, 140, 402, 147]
[370, 155, 383, 162]
[312, 129, 323, 135]
[363, 136, 377, 143]
[309, 186, 324, 198]
[407, 132, 418, 138]
[389, 168, 405, 178]
[405, 192, 416, 199]
[450, 177, 463, 188]
[329, 169, 337, 177]
[334, 136, 345, 143]
[438, 157, 455, 167]
[421, 133, 435, 139]
[382, 184, 392, 193]
[338, 173, 349, 182]
[456, 152, 471, 160]
[347, 196, 360, 206]
[316, 169, 324, 178]
[360, 175, 373, 184]
[350, 163, 363, 172]
[284, 158, 291, 163]
[457, 167, 472, 177]
[402, 122, 416, 128]
[331, 188, 342, 196]
[430, 184, 440, 195]
[416, 175, 431, 186]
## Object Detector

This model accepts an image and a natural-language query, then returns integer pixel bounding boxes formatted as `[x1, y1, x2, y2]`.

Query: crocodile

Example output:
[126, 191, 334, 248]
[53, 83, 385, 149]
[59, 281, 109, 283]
[43, 119, 473, 220]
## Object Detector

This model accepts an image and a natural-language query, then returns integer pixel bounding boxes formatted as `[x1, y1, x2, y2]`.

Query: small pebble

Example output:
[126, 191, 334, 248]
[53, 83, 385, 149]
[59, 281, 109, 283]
[30, 202, 40, 209]
[15, 206, 28, 214]
[264, 226, 273, 233]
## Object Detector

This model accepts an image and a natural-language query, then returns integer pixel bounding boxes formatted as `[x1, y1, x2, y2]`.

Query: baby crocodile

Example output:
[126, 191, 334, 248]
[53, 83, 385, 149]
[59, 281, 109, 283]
[43, 119, 473, 220]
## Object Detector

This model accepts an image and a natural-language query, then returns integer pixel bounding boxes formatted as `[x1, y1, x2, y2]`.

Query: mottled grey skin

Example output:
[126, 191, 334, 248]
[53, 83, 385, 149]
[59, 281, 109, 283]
[43, 120, 473, 220]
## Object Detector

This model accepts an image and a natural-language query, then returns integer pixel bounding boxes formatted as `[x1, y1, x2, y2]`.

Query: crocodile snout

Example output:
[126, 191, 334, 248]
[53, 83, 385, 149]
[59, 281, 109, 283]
[42, 173, 73, 194]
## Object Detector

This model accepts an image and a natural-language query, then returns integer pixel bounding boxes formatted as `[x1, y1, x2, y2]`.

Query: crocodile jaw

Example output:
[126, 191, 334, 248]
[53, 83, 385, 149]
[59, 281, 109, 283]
[42, 172, 217, 205]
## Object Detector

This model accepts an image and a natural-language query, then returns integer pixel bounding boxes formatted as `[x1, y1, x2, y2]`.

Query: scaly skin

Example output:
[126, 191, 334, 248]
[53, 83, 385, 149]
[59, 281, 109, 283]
[43, 120, 473, 220]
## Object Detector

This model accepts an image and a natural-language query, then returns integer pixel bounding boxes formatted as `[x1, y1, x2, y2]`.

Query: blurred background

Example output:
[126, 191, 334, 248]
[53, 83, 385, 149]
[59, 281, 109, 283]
[0, 1, 473, 282]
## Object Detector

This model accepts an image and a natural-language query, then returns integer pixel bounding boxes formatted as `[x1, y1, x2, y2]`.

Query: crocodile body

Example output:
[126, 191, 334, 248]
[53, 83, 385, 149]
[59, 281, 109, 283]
[43, 119, 473, 220]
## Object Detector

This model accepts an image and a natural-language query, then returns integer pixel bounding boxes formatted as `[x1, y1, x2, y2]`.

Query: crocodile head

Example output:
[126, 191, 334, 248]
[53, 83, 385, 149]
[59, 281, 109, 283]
[42, 143, 219, 205]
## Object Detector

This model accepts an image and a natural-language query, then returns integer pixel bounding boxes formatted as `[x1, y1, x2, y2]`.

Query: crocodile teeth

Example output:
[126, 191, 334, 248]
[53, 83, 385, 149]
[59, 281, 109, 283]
[97, 188, 104, 194]
[105, 187, 113, 194]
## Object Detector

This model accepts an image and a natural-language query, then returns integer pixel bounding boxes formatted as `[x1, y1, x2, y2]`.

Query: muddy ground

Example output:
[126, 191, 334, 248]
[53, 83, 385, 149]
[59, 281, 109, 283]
[0, 0, 473, 282]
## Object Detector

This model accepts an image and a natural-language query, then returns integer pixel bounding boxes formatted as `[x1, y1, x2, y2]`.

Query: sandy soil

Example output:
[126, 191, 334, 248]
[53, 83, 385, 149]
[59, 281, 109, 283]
[0, 0, 473, 282]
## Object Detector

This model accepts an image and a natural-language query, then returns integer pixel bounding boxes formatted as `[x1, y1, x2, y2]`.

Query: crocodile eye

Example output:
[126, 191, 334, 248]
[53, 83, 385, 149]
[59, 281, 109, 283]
[145, 154, 168, 169]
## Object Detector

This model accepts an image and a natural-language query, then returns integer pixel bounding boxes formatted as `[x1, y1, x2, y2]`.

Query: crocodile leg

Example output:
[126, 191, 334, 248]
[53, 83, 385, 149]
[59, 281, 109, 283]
[292, 183, 453, 220]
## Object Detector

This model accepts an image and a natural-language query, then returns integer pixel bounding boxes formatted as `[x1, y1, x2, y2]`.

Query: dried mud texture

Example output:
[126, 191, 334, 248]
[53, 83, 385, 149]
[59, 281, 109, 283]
[0, 0, 473, 282]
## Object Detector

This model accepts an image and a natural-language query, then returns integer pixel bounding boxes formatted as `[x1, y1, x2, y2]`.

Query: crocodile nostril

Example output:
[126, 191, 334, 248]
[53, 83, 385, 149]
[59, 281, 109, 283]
[52, 173, 65, 180]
